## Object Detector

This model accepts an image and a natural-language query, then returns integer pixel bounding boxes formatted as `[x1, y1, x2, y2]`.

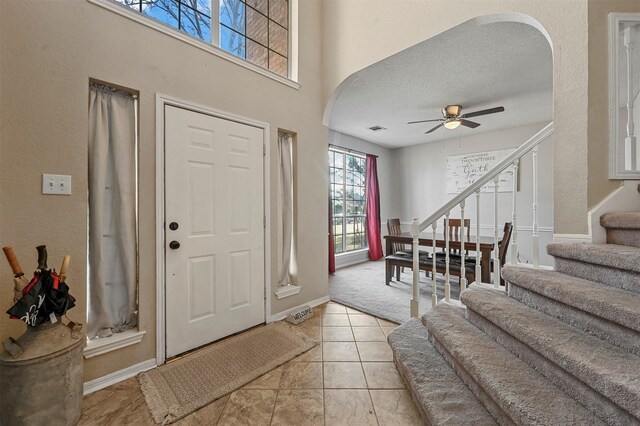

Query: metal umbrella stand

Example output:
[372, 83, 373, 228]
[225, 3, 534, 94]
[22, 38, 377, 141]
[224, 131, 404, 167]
[1, 245, 84, 426]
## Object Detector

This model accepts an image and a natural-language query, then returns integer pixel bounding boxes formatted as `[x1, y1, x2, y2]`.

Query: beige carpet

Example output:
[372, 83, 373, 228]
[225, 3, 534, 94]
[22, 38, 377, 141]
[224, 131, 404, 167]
[139, 322, 317, 425]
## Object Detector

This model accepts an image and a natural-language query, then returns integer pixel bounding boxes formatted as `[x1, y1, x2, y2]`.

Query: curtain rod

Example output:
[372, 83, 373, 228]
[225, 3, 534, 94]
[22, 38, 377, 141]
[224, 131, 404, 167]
[90, 83, 138, 99]
[329, 144, 378, 158]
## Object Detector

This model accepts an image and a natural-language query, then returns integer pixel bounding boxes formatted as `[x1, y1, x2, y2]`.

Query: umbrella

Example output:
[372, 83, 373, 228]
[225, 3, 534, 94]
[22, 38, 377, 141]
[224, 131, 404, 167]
[6, 245, 76, 327]
[2, 246, 29, 303]
[45, 255, 76, 317]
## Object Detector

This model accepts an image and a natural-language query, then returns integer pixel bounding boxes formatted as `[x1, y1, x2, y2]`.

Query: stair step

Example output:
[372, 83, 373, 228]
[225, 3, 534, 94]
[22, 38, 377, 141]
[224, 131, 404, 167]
[600, 212, 640, 248]
[422, 304, 605, 426]
[387, 318, 497, 425]
[601, 212, 640, 229]
[461, 285, 640, 424]
[502, 265, 640, 355]
[547, 243, 640, 293]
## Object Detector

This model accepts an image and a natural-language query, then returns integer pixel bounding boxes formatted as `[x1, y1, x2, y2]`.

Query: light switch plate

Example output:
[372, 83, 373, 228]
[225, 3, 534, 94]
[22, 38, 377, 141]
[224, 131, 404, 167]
[42, 174, 72, 195]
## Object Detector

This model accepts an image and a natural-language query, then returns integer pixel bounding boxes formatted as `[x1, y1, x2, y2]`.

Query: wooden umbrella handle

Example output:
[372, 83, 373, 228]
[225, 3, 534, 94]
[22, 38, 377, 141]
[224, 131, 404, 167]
[60, 255, 71, 282]
[2, 246, 24, 277]
[36, 245, 48, 270]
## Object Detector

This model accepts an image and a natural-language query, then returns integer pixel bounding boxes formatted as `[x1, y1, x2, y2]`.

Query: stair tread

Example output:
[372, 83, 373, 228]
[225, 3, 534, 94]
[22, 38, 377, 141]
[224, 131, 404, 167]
[423, 304, 606, 425]
[547, 243, 640, 274]
[388, 318, 497, 425]
[502, 265, 640, 332]
[461, 285, 640, 418]
[601, 212, 640, 230]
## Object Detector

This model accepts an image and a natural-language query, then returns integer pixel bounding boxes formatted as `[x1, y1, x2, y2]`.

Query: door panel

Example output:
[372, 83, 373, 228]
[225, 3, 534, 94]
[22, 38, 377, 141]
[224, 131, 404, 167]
[165, 106, 264, 358]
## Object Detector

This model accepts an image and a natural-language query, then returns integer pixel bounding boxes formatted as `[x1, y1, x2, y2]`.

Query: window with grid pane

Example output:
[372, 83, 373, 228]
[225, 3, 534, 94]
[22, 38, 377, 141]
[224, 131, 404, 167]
[329, 149, 367, 254]
[114, 0, 289, 77]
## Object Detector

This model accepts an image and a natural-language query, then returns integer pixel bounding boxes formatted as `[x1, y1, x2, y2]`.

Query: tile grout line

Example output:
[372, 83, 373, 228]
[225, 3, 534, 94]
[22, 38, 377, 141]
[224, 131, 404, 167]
[214, 392, 232, 426]
[268, 389, 280, 426]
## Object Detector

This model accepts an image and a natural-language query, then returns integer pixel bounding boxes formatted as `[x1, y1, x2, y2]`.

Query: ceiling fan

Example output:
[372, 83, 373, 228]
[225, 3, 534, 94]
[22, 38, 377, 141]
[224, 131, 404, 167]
[408, 105, 505, 134]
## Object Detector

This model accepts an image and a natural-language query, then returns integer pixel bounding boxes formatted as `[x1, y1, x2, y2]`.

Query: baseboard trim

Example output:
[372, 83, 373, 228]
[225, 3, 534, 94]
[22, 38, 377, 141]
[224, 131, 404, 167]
[553, 233, 592, 243]
[269, 295, 330, 322]
[83, 358, 157, 395]
[399, 222, 554, 233]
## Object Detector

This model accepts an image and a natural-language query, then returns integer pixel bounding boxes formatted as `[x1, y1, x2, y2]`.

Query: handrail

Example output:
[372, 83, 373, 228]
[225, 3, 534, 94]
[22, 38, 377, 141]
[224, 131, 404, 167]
[417, 122, 554, 233]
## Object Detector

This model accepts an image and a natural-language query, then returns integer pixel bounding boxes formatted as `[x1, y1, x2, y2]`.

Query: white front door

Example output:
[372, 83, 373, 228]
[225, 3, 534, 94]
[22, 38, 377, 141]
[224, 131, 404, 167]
[165, 105, 265, 358]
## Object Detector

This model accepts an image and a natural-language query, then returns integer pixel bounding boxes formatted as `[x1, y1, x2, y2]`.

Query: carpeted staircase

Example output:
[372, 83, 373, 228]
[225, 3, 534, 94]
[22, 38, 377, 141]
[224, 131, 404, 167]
[388, 212, 640, 425]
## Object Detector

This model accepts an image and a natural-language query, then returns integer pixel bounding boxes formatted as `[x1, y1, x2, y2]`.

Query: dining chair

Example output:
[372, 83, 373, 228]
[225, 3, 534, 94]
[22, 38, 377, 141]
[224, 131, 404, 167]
[436, 218, 471, 260]
[387, 218, 409, 256]
[385, 218, 430, 281]
[456, 222, 513, 286]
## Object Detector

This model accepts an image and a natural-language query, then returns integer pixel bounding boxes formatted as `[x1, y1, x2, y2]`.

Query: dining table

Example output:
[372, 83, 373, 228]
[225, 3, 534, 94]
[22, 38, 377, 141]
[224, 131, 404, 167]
[384, 232, 502, 283]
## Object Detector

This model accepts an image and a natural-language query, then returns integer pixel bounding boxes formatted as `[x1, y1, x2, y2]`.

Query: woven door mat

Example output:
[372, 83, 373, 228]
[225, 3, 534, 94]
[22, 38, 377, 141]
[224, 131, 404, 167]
[139, 322, 317, 424]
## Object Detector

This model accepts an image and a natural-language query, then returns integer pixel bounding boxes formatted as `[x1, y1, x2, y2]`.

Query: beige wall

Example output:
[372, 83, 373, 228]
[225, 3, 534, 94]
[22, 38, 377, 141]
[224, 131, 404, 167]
[587, 0, 640, 207]
[322, 0, 592, 234]
[0, 0, 327, 381]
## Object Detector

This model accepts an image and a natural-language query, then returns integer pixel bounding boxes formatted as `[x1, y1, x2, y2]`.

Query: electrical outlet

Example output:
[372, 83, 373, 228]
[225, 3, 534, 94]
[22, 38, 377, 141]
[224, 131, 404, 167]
[42, 174, 72, 195]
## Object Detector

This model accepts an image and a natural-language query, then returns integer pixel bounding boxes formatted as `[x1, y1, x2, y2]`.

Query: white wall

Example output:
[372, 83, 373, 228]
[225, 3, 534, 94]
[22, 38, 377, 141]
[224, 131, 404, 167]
[391, 122, 554, 265]
[328, 131, 398, 265]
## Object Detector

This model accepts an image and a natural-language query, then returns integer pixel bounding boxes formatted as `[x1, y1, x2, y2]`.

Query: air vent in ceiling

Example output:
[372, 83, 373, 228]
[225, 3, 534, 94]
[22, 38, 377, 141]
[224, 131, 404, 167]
[368, 125, 387, 132]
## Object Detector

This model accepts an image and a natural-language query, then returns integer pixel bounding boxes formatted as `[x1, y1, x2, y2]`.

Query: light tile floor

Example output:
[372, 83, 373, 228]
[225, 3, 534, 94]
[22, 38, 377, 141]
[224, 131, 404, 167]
[78, 302, 422, 426]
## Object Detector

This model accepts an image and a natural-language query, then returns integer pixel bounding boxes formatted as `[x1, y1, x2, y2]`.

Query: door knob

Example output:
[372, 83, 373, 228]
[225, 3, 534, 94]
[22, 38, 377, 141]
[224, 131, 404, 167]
[169, 241, 181, 250]
[169, 222, 179, 231]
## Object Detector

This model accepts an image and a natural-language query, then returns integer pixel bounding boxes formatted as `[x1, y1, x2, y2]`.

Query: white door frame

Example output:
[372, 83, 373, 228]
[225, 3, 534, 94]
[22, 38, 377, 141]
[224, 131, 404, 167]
[155, 93, 272, 365]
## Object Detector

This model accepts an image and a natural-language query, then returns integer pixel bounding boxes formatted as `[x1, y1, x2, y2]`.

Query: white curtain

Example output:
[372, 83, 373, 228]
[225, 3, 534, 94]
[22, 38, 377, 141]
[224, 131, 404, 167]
[88, 85, 137, 339]
[278, 133, 294, 287]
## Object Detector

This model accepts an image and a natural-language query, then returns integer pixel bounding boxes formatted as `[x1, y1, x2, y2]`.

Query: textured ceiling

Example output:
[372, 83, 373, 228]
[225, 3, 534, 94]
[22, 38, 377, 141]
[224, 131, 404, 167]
[326, 18, 553, 148]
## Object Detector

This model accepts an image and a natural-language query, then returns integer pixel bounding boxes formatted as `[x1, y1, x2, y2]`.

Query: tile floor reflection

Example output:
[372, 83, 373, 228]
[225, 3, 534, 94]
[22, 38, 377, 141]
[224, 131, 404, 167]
[78, 302, 422, 425]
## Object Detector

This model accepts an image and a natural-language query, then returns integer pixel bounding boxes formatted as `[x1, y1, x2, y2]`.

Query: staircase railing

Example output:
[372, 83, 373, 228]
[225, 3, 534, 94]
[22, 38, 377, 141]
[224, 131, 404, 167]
[409, 122, 554, 317]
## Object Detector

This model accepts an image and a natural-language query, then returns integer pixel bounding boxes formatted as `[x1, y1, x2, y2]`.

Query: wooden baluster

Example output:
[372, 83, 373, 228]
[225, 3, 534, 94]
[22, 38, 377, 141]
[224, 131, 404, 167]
[444, 212, 450, 302]
[460, 200, 467, 293]
[532, 147, 540, 267]
[510, 160, 519, 264]
[493, 175, 500, 289]
[475, 189, 482, 282]
[432, 222, 437, 307]
[411, 218, 420, 317]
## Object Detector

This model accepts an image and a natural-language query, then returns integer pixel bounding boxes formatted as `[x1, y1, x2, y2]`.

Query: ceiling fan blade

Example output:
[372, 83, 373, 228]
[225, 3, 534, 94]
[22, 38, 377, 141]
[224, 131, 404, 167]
[459, 119, 481, 129]
[407, 118, 444, 124]
[460, 106, 505, 119]
[425, 123, 445, 134]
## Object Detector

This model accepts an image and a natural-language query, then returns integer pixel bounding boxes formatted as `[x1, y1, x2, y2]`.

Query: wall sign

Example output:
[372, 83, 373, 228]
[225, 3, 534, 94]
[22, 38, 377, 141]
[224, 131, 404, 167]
[447, 149, 518, 194]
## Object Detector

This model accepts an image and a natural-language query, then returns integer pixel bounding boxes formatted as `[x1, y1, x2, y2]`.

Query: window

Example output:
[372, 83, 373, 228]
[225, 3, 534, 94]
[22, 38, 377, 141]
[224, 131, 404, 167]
[87, 83, 139, 342]
[115, 0, 289, 77]
[329, 149, 367, 254]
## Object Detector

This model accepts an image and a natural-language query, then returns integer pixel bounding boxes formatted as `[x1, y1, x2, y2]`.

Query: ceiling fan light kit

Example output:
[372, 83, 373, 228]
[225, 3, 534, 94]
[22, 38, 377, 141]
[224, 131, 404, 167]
[444, 119, 461, 130]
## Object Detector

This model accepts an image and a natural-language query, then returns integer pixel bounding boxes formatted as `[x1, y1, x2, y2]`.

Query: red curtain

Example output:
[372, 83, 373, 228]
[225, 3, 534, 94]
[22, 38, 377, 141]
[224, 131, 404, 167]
[366, 155, 383, 260]
[328, 189, 336, 273]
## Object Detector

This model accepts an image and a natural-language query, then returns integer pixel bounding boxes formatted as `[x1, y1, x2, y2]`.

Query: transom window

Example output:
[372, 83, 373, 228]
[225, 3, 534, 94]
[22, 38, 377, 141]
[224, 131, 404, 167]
[329, 149, 367, 254]
[115, 0, 289, 77]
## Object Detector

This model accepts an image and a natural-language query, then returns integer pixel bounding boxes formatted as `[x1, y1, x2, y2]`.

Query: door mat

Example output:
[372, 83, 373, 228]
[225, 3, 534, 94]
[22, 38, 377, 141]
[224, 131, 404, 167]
[139, 322, 317, 424]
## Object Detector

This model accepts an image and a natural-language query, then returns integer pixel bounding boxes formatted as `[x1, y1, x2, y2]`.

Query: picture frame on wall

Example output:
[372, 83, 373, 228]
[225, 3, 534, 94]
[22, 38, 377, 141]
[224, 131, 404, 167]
[446, 149, 520, 194]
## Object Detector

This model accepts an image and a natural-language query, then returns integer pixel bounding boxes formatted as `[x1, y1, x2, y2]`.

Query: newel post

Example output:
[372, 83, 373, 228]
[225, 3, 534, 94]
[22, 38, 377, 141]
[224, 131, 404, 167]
[411, 217, 420, 317]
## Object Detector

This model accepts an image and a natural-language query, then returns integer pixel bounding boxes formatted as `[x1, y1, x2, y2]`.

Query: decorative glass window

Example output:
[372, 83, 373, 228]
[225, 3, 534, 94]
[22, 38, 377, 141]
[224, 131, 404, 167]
[329, 149, 367, 254]
[114, 0, 289, 77]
